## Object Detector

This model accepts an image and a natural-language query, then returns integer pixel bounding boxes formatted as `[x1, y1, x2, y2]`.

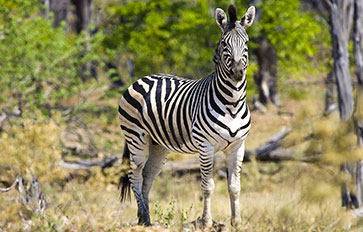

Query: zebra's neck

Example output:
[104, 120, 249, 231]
[213, 66, 247, 107]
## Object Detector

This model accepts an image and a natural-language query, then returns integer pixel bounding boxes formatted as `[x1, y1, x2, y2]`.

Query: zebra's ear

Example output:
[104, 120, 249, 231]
[215, 8, 227, 31]
[241, 6, 255, 28]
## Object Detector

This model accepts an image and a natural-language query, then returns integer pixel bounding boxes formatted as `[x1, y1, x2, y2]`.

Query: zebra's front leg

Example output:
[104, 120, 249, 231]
[198, 144, 215, 228]
[225, 140, 245, 226]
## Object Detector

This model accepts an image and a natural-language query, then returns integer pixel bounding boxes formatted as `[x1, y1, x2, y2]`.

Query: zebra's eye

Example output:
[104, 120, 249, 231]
[221, 41, 227, 47]
[245, 40, 248, 46]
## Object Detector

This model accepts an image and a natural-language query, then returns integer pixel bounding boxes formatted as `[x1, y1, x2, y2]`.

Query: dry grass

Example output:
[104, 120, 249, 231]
[2, 162, 360, 231]
[1, 85, 363, 231]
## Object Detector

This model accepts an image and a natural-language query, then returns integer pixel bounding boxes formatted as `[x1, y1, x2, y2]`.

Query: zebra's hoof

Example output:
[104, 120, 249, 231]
[231, 217, 242, 227]
[137, 217, 151, 226]
[138, 221, 152, 226]
[197, 216, 213, 228]
[188, 218, 227, 231]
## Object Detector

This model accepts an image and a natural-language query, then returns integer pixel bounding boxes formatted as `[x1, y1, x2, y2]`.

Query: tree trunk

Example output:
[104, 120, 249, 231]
[331, 0, 354, 121]
[71, 0, 94, 33]
[357, 161, 363, 207]
[353, 0, 363, 207]
[50, 0, 71, 28]
[301, 0, 337, 114]
[254, 36, 279, 105]
[325, 70, 337, 113]
[42, 0, 50, 19]
[327, 0, 355, 209]
[70, 0, 96, 81]
[250, 0, 280, 106]
[354, 0, 363, 86]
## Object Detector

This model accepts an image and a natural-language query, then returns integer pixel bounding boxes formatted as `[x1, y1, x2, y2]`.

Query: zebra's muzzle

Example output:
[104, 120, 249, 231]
[230, 61, 245, 81]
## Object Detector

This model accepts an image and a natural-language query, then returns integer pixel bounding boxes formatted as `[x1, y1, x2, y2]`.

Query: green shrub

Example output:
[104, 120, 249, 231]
[0, 0, 105, 113]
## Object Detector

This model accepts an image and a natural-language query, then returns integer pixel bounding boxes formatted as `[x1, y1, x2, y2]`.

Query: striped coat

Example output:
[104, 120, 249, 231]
[119, 4, 255, 227]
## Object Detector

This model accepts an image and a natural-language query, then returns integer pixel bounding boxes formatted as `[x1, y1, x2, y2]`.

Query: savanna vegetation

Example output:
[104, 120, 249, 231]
[0, 0, 362, 231]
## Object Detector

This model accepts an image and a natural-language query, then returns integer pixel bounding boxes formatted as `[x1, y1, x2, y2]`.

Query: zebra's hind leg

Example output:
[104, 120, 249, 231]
[125, 136, 150, 225]
[141, 143, 169, 224]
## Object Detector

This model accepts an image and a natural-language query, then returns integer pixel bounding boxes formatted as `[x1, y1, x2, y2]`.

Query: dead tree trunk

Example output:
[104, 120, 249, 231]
[41, 0, 50, 19]
[354, 0, 363, 87]
[325, 70, 337, 113]
[49, 0, 71, 29]
[302, 1, 337, 114]
[322, 0, 338, 114]
[254, 36, 279, 105]
[71, 0, 94, 34]
[249, 0, 280, 106]
[324, 0, 355, 209]
[353, 0, 363, 207]
[330, 0, 354, 121]
[70, 0, 96, 81]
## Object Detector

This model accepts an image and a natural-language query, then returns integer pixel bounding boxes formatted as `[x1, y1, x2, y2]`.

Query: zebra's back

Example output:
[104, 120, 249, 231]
[119, 74, 205, 154]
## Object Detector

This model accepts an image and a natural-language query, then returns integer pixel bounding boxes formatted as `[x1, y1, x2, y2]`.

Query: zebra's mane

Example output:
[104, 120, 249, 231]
[228, 5, 237, 25]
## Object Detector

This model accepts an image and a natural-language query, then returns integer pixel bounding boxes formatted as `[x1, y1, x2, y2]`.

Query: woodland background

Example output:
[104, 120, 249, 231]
[0, 0, 363, 231]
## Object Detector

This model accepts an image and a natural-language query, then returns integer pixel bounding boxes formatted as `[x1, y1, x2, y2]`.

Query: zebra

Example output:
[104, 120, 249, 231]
[118, 5, 255, 227]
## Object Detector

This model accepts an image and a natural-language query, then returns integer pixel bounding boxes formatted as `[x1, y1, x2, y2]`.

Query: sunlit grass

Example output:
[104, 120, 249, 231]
[1, 85, 363, 231]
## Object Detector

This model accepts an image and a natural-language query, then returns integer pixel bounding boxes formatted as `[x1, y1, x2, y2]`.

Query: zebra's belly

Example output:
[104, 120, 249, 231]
[145, 118, 200, 154]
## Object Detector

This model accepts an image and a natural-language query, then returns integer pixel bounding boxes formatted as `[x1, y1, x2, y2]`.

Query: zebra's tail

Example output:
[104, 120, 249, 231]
[119, 143, 131, 202]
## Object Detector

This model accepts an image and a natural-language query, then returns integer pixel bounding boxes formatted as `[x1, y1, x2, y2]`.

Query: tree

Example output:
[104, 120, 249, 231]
[42, 0, 97, 81]
[102, 0, 220, 80]
[0, 0, 104, 113]
[322, 0, 363, 209]
[330, 0, 354, 121]
[326, 0, 356, 209]
[246, 0, 325, 105]
[249, 0, 278, 105]
[49, 0, 71, 28]
[353, 0, 363, 207]
[101, 0, 325, 105]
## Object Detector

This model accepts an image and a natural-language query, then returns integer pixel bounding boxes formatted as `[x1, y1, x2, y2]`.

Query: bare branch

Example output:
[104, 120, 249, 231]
[0, 177, 19, 192]
[60, 155, 122, 171]
[322, 0, 332, 10]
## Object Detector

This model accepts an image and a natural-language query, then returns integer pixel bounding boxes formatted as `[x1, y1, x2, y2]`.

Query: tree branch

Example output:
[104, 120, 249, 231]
[322, 0, 332, 10]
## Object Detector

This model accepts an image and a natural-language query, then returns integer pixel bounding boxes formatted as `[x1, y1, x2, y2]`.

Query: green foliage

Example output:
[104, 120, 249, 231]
[103, 0, 220, 79]
[153, 197, 176, 228]
[0, 0, 330, 111]
[180, 203, 193, 225]
[0, 0, 105, 112]
[251, 0, 329, 76]
[102, 0, 329, 85]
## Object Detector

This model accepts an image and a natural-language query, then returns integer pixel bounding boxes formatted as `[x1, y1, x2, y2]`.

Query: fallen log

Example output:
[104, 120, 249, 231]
[164, 127, 293, 175]
[245, 127, 292, 161]
[59, 128, 293, 176]
[163, 154, 224, 175]
[60, 155, 122, 171]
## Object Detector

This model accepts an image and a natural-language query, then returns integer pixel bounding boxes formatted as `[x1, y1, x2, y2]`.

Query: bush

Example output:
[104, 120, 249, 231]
[0, 0, 105, 113]
[0, 111, 67, 183]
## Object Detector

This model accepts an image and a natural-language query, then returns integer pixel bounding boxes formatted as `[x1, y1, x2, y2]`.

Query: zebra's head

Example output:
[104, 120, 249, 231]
[214, 5, 255, 82]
